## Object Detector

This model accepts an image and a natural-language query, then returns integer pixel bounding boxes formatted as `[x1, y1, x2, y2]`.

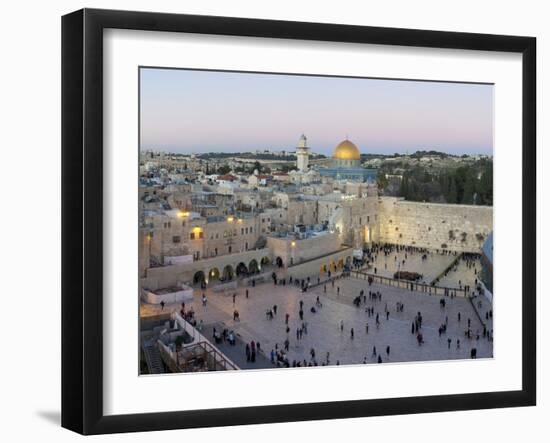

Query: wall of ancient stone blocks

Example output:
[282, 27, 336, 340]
[376, 197, 493, 253]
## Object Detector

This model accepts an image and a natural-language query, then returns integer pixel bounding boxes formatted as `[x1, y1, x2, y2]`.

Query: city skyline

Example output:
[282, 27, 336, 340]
[140, 68, 494, 156]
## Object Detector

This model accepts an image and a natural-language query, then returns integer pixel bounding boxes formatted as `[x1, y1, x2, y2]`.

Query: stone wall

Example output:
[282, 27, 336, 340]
[284, 248, 353, 280]
[141, 285, 194, 305]
[376, 197, 493, 253]
[141, 248, 273, 290]
[267, 232, 341, 267]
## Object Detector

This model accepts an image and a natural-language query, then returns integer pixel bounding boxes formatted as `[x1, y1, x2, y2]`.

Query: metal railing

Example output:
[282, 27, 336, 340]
[175, 340, 239, 372]
[350, 270, 468, 297]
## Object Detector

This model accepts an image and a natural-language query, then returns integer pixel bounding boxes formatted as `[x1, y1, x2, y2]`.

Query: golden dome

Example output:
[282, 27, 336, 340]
[333, 139, 360, 160]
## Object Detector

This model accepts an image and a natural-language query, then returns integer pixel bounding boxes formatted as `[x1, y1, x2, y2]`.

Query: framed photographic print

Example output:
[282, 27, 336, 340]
[61, 8, 536, 435]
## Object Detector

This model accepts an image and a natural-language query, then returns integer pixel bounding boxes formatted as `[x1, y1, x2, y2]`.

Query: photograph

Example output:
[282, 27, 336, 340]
[138, 68, 494, 374]
[0, 1, 544, 440]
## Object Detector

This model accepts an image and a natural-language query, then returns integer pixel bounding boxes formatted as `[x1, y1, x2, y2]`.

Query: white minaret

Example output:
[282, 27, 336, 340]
[296, 134, 310, 172]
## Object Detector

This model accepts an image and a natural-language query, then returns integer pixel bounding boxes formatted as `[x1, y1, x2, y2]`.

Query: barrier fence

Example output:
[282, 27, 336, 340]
[350, 270, 468, 297]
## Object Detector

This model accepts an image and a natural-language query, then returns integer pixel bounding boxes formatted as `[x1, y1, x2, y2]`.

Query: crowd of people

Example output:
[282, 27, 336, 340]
[170, 243, 493, 370]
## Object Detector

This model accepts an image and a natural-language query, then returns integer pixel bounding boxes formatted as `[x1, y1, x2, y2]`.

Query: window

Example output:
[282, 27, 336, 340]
[199, 232, 204, 239]
[190, 232, 195, 240]
[172, 235, 181, 243]
[228, 246, 232, 253]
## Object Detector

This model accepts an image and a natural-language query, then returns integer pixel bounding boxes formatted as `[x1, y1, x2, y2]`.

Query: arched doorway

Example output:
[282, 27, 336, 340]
[209, 267, 220, 282]
[236, 262, 248, 277]
[261, 256, 271, 266]
[320, 264, 327, 274]
[275, 257, 284, 268]
[222, 265, 234, 281]
[337, 258, 344, 268]
[364, 226, 371, 243]
[193, 271, 205, 285]
[249, 259, 259, 274]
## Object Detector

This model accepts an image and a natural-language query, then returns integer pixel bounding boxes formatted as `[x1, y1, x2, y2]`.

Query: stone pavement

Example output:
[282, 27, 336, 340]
[437, 255, 482, 290]
[369, 249, 458, 284]
[142, 273, 493, 368]
[200, 322, 273, 369]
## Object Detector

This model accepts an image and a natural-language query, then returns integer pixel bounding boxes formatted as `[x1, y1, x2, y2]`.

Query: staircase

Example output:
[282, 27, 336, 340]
[142, 340, 165, 374]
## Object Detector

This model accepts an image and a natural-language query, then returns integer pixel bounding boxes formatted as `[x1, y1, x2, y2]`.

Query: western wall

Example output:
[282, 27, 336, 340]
[375, 197, 493, 253]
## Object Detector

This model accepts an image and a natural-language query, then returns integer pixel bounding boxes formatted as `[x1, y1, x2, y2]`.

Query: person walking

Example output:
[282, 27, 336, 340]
[245, 343, 251, 362]
[350, 328, 354, 339]
[250, 341, 256, 363]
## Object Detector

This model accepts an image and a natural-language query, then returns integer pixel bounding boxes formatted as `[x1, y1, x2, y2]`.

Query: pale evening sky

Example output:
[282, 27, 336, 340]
[139, 68, 494, 156]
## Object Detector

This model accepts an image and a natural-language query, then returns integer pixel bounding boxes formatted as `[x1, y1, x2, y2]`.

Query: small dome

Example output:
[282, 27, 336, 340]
[333, 139, 360, 160]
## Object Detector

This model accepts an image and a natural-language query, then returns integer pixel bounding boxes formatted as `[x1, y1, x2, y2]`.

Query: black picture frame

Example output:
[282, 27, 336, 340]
[62, 8, 536, 435]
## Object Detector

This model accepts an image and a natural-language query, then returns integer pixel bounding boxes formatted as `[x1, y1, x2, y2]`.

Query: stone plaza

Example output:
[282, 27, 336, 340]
[142, 249, 493, 370]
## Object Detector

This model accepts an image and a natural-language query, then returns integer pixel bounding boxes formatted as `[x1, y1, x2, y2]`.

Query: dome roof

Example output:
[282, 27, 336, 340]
[333, 139, 360, 160]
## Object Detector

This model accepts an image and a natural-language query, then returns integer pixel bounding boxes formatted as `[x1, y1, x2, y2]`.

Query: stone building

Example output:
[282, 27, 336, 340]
[138, 139, 493, 296]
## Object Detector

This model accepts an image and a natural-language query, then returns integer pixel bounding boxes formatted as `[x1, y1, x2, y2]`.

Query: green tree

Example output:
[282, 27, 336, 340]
[217, 164, 231, 175]
[461, 170, 476, 204]
[399, 175, 409, 199]
[377, 174, 389, 190]
[448, 177, 458, 203]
